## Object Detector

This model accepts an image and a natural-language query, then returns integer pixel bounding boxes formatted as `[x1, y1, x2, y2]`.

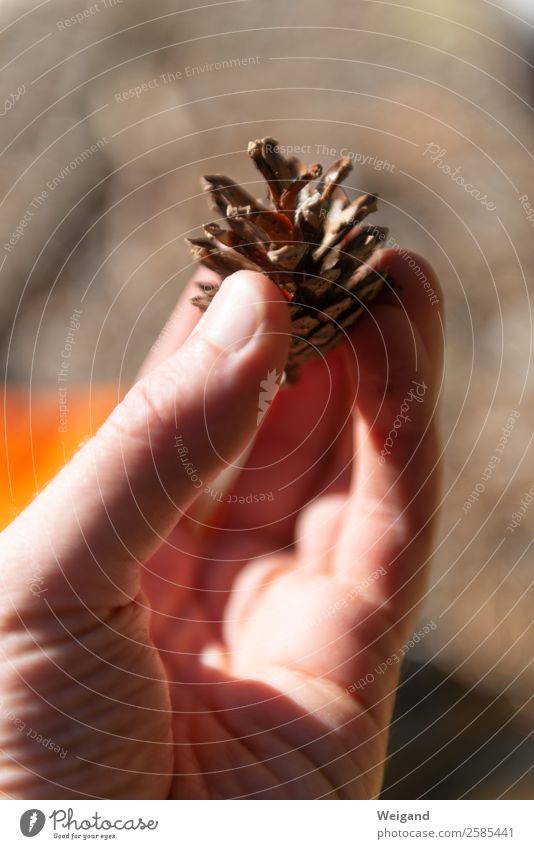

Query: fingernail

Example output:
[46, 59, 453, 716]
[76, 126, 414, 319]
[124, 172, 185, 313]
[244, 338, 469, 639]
[195, 272, 265, 352]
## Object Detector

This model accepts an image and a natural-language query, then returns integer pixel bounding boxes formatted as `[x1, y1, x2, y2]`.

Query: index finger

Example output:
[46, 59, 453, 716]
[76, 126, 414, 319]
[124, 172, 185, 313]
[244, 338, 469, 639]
[334, 249, 445, 634]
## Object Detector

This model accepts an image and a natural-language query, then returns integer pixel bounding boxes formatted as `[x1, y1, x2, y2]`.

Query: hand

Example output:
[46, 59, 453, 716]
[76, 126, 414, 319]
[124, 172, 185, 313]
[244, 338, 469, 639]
[0, 248, 443, 799]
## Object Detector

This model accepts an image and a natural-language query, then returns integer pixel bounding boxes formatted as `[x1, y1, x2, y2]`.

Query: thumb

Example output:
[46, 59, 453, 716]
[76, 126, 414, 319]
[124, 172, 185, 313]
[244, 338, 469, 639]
[0, 271, 290, 613]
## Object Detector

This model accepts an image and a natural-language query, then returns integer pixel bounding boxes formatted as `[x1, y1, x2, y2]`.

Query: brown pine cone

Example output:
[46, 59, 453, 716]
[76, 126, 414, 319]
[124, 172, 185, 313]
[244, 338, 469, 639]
[187, 137, 390, 381]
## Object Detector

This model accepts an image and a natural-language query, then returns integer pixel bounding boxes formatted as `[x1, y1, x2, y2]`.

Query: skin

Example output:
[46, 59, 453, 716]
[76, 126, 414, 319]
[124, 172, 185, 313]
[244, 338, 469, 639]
[0, 248, 444, 799]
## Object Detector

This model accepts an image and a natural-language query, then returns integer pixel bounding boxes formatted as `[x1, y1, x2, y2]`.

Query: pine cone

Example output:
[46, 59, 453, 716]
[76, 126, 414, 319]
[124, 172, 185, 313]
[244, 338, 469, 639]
[187, 137, 389, 382]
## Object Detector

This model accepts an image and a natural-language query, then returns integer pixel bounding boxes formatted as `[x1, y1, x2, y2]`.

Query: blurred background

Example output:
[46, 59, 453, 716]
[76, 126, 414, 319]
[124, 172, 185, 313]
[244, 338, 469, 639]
[0, 0, 533, 798]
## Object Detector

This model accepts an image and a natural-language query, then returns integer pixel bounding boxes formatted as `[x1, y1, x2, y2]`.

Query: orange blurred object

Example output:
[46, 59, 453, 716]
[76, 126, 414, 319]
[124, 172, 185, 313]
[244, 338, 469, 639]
[0, 386, 119, 530]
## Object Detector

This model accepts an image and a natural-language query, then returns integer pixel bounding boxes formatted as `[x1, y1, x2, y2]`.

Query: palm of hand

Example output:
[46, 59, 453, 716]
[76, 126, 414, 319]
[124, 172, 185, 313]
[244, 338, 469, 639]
[140, 350, 416, 799]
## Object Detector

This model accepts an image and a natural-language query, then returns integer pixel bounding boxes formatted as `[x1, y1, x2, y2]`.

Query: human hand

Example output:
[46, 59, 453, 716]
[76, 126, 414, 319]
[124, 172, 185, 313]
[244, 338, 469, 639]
[0, 248, 443, 799]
